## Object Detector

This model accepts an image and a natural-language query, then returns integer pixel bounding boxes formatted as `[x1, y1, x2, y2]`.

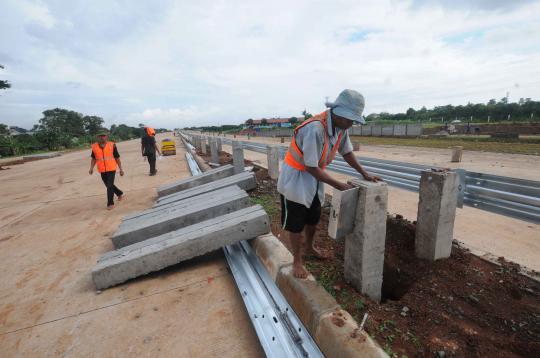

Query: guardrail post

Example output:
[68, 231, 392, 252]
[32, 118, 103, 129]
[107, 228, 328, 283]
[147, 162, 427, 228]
[451, 146, 463, 162]
[201, 136, 207, 154]
[344, 178, 388, 302]
[210, 138, 219, 164]
[415, 170, 458, 261]
[267, 145, 280, 179]
[232, 141, 245, 174]
[217, 137, 223, 152]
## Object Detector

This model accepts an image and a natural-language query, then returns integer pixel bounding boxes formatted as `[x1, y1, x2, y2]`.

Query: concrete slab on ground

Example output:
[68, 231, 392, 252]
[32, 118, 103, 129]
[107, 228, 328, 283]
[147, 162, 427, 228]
[122, 185, 244, 222]
[112, 187, 251, 248]
[93, 205, 270, 289]
[157, 164, 234, 197]
[155, 171, 256, 207]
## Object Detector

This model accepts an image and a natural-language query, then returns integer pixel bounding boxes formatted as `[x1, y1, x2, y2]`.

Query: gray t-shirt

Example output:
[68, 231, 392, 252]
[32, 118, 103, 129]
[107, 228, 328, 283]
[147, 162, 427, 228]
[277, 110, 353, 207]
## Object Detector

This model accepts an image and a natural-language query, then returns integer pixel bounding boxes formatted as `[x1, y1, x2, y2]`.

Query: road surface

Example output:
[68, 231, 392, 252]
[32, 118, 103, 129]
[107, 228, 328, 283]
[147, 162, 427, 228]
[0, 134, 263, 357]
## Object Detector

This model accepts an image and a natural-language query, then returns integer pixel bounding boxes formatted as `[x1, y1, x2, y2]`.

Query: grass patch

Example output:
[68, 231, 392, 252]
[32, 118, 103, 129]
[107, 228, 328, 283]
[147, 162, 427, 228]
[249, 194, 279, 217]
[351, 136, 540, 155]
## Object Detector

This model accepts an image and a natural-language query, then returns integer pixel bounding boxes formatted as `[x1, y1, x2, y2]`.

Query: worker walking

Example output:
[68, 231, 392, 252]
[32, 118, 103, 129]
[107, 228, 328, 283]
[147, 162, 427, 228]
[89, 130, 124, 210]
[277, 89, 381, 278]
[141, 126, 161, 176]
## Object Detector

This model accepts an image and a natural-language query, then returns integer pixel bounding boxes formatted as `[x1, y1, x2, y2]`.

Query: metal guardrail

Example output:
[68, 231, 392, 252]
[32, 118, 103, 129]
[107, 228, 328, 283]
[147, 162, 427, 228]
[183, 135, 323, 357]
[187, 134, 540, 224]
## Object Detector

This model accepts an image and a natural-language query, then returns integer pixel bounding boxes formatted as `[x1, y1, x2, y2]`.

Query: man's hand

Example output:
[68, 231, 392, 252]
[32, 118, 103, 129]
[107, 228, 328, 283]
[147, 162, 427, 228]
[364, 174, 383, 182]
[89, 168, 93, 175]
[119, 169, 124, 176]
[336, 181, 353, 191]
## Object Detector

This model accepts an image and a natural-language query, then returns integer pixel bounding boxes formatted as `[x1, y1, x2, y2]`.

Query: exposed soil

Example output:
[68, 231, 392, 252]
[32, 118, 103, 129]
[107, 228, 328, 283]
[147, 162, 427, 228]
[199, 147, 540, 358]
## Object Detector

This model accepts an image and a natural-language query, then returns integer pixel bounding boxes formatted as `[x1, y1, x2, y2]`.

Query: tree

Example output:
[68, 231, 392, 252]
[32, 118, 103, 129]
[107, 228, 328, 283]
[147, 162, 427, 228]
[302, 110, 313, 120]
[245, 118, 254, 127]
[289, 117, 298, 125]
[0, 65, 10, 91]
[83, 115, 104, 136]
[0, 123, 9, 136]
[261, 118, 268, 126]
[34, 108, 86, 149]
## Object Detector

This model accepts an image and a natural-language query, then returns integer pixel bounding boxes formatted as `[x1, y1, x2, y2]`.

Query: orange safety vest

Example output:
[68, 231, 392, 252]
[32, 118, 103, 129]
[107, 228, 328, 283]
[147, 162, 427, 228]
[145, 127, 155, 136]
[92, 142, 118, 173]
[284, 110, 343, 171]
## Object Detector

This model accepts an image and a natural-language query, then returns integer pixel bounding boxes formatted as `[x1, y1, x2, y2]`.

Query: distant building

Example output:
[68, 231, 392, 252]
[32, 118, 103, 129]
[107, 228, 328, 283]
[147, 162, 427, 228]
[243, 117, 304, 129]
[9, 126, 28, 136]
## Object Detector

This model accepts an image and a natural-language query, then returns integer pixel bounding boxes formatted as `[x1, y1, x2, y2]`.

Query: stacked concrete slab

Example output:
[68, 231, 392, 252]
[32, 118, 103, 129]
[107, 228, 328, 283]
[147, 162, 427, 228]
[113, 186, 251, 248]
[92, 160, 267, 290]
[93, 206, 270, 289]
[157, 164, 234, 197]
[155, 171, 256, 207]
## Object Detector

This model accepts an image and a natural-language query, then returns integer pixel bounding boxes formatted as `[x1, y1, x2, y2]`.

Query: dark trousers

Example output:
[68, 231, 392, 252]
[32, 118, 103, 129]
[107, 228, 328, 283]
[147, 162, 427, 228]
[100, 171, 123, 206]
[147, 153, 156, 174]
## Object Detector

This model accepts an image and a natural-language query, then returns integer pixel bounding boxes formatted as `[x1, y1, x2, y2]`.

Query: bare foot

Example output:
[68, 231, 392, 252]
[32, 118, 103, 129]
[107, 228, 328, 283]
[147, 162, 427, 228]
[293, 263, 308, 279]
[304, 246, 328, 260]
[107, 205, 114, 210]
[117, 195, 124, 201]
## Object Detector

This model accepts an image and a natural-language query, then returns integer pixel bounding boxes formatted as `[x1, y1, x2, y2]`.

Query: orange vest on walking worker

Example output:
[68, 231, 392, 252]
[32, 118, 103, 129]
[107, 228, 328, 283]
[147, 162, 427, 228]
[91, 142, 118, 173]
[284, 111, 344, 171]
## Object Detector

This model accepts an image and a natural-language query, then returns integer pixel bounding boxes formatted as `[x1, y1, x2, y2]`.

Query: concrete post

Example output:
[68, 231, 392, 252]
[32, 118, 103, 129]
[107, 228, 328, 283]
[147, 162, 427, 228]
[280, 137, 285, 143]
[451, 146, 463, 163]
[217, 137, 222, 152]
[266, 145, 279, 179]
[210, 138, 219, 164]
[201, 136, 207, 154]
[232, 141, 245, 174]
[415, 170, 458, 261]
[344, 179, 388, 302]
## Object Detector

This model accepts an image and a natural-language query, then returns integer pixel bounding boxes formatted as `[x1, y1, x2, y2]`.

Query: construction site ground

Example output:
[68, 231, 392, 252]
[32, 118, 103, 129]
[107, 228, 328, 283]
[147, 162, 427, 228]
[201, 150, 540, 358]
[218, 134, 540, 272]
[0, 134, 263, 357]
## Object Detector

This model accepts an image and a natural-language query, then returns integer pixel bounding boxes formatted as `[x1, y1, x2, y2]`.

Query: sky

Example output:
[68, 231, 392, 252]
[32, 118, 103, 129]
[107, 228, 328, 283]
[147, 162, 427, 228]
[1, 0, 540, 130]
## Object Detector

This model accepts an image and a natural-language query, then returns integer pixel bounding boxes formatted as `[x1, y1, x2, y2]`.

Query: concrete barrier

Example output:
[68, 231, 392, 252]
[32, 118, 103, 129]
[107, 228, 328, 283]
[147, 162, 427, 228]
[93, 205, 270, 289]
[210, 139, 219, 164]
[451, 146, 463, 162]
[155, 171, 256, 207]
[344, 178, 388, 302]
[112, 188, 251, 248]
[415, 170, 458, 261]
[157, 165, 234, 197]
[328, 187, 359, 240]
[232, 141, 245, 174]
[266, 145, 279, 179]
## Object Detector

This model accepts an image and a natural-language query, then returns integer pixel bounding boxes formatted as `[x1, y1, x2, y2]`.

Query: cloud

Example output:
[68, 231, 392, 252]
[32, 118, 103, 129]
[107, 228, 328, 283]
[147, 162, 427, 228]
[124, 107, 220, 128]
[1, 0, 540, 129]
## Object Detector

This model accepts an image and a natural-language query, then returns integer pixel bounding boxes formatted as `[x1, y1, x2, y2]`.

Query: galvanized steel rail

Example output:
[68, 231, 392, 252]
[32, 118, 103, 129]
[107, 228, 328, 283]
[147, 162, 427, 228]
[207, 135, 540, 225]
[182, 135, 323, 357]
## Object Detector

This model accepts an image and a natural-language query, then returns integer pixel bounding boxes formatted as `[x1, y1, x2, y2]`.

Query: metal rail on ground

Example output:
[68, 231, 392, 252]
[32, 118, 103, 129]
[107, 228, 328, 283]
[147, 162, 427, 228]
[190, 134, 539, 225]
[183, 142, 323, 357]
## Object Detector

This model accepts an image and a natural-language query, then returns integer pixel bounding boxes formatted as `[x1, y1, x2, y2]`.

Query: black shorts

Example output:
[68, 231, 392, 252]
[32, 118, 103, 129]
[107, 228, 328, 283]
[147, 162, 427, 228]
[280, 194, 321, 233]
